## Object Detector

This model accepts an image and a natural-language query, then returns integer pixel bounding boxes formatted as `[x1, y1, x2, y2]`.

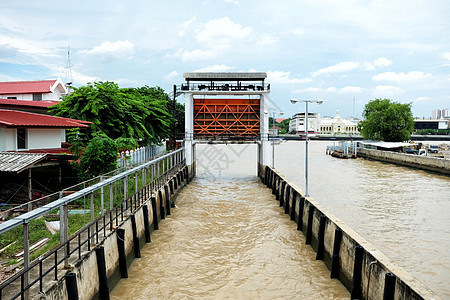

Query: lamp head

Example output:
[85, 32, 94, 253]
[280, 112, 284, 116]
[317, 99, 324, 105]
[290, 98, 298, 104]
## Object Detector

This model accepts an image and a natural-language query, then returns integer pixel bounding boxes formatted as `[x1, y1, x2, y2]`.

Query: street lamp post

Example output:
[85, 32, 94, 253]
[290, 98, 323, 197]
[271, 112, 284, 168]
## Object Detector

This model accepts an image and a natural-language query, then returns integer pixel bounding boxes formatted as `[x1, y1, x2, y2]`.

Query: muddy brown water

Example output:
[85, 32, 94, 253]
[111, 143, 350, 299]
[112, 141, 450, 299]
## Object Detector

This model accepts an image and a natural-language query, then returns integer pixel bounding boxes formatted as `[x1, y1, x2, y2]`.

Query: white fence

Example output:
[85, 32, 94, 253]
[118, 144, 166, 168]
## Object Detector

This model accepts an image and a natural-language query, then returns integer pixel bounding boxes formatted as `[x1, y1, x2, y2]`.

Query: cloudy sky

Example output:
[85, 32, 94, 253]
[1, 0, 449, 118]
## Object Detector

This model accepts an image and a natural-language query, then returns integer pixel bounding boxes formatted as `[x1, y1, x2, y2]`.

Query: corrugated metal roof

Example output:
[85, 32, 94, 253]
[0, 110, 90, 128]
[0, 80, 57, 94]
[0, 152, 48, 173]
[0, 98, 60, 108]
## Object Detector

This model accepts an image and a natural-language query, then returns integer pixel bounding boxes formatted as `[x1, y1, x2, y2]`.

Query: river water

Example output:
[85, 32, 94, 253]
[111, 143, 350, 299]
[274, 141, 450, 299]
[111, 141, 450, 299]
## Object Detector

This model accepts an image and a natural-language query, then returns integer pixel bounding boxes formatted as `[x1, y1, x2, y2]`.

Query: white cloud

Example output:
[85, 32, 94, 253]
[373, 85, 404, 96]
[167, 48, 217, 62]
[294, 86, 364, 94]
[79, 40, 135, 58]
[312, 61, 361, 77]
[340, 86, 365, 93]
[415, 96, 430, 102]
[372, 71, 432, 82]
[291, 29, 304, 36]
[267, 71, 312, 84]
[442, 52, 450, 60]
[180, 49, 217, 62]
[312, 57, 393, 76]
[164, 71, 178, 81]
[224, 0, 239, 6]
[196, 17, 251, 47]
[194, 65, 235, 72]
[373, 57, 393, 67]
[257, 36, 279, 46]
[293, 87, 321, 93]
[178, 18, 197, 37]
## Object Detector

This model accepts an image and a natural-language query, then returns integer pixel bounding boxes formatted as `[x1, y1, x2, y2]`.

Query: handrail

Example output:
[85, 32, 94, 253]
[0, 148, 184, 234]
[0, 152, 186, 299]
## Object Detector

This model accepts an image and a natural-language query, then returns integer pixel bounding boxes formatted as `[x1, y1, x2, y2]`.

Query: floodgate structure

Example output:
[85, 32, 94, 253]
[0, 72, 440, 299]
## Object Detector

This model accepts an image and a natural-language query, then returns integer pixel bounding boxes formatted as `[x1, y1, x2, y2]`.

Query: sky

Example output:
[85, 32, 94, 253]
[0, 0, 449, 119]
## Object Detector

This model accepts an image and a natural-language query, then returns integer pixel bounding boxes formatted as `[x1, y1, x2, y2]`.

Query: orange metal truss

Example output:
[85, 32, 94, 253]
[193, 98, 260, 139]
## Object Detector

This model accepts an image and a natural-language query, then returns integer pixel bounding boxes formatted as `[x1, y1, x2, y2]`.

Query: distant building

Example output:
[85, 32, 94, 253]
[432, 108, 448, 119]
[414, 118, 449, 131]
[319, 110, 359, 134]
[289, 112, 321, 134]
[269, 126, 282, 136]
[0, 78, 68, 101]
[0, 110, 90, 152]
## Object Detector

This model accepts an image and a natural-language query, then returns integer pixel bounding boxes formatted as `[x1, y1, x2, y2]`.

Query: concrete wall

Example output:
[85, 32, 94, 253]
[40, 167, 187, 300]
[0, 127, 16, 151]
[262, 166, 440, 300]
[358, 148, 450, 175]
[27, 128, 64, 150]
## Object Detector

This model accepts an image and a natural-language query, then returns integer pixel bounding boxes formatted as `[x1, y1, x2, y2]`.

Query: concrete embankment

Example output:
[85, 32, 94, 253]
[40, 166, 189, 300]
[261, 166, 440, 300]
[357, 148, 450, 175]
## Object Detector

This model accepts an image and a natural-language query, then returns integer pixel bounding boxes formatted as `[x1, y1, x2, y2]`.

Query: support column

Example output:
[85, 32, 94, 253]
[184, 92, 195, 179]
[259, 92, 270, 167]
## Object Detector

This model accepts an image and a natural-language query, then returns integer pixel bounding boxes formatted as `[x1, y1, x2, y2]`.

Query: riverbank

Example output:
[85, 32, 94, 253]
[357, 147, 450, 175]
[280, 133, 450, 141]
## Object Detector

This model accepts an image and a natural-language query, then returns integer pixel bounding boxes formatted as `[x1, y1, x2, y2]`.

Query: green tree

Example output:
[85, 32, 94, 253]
[358, 99, 414, 142]
[50, 81, 172, 144]
[278, 118, 291, 132]
[79, 134, 118, 180]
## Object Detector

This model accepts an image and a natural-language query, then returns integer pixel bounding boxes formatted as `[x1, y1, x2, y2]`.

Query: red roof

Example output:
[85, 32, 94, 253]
[0, 80, 57, 94]
[275, 118, 286, 123]
[0, 110, 90, 128]
[0, 98, 60, 108]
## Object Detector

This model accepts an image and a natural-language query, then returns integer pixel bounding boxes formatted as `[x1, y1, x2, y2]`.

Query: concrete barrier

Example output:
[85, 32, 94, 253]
[262, 166, 440, 300]
[40, 167, 188, 300]
[357, 148, 450, 175]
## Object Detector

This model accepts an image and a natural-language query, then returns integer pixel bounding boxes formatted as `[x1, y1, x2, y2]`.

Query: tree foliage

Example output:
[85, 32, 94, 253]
[358, 99, 414, 142]
[78, 134, 118, 180]
[50, 81, 174, 145]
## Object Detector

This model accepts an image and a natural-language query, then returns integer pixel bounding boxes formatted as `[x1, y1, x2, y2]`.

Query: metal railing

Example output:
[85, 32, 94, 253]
[1, 144, 167, 218]
[0, 148, 185, 300]
[181, 82, 270, 92]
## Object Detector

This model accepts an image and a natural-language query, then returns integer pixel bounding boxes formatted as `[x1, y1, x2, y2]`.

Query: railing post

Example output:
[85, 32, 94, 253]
[60, 191, 69, 266]
[143, 167, 146, 188]
[124, 176, 128, 201]
[109, 183, 113, 212]
[23, 221, 30, 300]
[90, 193, 95, 245]
[135, 172, 138, 195]
[100, 176, 104, 215]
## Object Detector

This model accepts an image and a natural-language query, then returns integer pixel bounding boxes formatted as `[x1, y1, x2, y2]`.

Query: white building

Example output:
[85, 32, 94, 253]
[0, 110, 89, 152]
[289, 112, 321, 134]
[432, 108, 448, 119]
[0, 78, 68, 101]
[320, 110, 359, 134]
